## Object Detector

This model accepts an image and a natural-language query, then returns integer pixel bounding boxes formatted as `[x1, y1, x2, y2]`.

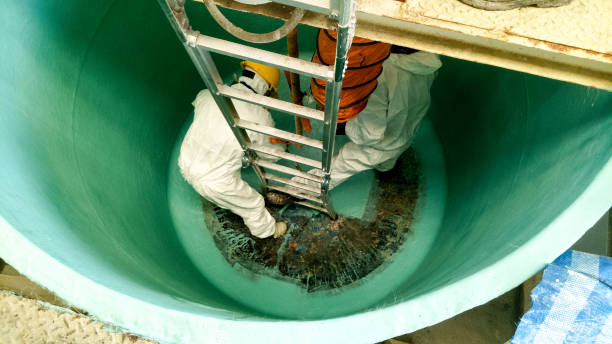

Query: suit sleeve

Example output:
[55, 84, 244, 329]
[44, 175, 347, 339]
[345, 79, 389, 146]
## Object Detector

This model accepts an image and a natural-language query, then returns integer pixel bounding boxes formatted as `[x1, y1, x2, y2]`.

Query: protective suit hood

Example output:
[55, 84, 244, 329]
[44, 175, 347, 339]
[387, 52, 442, 75]
[239, 67, 271, 95]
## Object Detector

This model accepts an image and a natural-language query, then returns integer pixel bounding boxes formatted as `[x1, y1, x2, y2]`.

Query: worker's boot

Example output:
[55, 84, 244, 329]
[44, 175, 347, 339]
[458, 0, 572, 10]
[273, 222, 287, 238]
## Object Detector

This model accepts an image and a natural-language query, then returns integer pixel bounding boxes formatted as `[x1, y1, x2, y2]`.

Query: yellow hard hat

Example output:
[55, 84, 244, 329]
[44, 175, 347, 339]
[240, 61, 280, 92]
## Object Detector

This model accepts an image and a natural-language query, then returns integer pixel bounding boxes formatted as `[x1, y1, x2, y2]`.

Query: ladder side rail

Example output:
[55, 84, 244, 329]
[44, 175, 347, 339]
[157, 0, 190, 42]
[321, 0, 354, 172]
[319, 0, 355, 219]
[321, 79, 341, 173]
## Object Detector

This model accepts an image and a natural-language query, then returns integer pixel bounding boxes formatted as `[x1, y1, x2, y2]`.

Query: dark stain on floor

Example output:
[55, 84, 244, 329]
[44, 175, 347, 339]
[204, 148, 421, 292]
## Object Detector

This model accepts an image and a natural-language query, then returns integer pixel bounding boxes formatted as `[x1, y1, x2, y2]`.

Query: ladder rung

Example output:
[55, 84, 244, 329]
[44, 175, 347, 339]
[294, 200, 329, 214]
[194, 34, 333, 80]
[218, 85, 324, 122]
[267, 185, 324, 204]
[254, 160, 324, 183]
[236, 119, 323, 149]
[248, 143, 322, 169]
[265, 173, 321, 195]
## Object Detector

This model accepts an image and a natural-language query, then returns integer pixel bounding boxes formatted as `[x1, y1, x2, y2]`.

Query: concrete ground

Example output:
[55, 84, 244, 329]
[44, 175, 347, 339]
[392, 289, 520, 344]
[0, 260, 157, 344]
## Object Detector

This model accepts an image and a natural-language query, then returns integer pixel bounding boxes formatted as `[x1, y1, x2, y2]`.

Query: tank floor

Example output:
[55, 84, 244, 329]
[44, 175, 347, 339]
[205, 148, 420, 292]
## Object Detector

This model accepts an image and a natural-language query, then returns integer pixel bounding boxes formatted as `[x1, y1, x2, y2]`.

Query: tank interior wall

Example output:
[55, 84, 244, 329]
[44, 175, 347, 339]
[0, 0, 253, 314]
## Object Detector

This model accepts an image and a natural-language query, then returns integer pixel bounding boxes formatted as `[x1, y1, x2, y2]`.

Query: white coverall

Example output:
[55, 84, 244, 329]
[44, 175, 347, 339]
[310, 52, 442, 189]
[178, 72, 284, 238]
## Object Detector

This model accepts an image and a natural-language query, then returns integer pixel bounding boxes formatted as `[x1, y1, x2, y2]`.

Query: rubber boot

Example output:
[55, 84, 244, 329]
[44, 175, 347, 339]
[458, 0, 572, 10]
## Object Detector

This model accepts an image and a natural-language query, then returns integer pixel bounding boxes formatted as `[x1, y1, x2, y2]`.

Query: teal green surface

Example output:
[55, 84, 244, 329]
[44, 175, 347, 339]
[0, 0, 253, 314]
[168, 111, 445, 319]
[1, 0, 611, 343]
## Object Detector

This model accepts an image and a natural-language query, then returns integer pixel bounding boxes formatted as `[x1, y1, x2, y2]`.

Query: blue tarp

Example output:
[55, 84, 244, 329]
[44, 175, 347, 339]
[512, 250, 612, 344]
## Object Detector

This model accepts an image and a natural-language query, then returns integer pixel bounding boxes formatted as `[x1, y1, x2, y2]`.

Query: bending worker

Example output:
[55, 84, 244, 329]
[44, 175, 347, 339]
[178, 61, 287, 239]
[297, 46, 442, 188]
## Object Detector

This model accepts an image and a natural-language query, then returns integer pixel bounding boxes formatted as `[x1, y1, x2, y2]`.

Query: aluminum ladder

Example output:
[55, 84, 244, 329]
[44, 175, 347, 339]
[158, 0, 356, 219]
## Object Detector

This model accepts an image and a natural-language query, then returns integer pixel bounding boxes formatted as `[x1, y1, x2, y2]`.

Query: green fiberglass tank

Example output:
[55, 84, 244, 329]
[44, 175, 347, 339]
[1, 1, 611, 343]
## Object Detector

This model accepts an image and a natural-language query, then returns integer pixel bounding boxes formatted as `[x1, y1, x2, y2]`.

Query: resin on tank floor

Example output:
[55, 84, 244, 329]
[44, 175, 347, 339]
[206, 148, 420, 292]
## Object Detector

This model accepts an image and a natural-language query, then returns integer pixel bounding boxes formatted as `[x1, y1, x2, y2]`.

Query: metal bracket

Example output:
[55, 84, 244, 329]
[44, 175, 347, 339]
[185, 30, 198, 47]
[242, 150, 259, 169]
[329, 0, 342, 19]
[321, 174, 331, 191]
[241, 154, 252, 169]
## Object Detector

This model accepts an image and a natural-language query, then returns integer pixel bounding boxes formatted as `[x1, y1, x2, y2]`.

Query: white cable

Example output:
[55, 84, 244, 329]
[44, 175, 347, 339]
[203, 0, 305, 43]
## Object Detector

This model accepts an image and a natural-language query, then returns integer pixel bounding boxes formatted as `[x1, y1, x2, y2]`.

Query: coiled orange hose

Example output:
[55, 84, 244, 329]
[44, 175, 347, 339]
[311, 29, 391, 123]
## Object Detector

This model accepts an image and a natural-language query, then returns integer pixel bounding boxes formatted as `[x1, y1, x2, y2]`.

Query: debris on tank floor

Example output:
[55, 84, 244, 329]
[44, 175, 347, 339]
[204, 148, 421, 292]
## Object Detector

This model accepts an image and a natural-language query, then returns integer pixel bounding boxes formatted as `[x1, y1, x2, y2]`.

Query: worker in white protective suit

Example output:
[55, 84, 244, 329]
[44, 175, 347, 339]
[295, 47, 442, 189]
[178, 61, 287, 239]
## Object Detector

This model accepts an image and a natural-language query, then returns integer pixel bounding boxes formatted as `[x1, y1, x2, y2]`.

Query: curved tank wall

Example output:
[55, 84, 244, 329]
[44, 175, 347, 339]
[1, 0, 611, 343]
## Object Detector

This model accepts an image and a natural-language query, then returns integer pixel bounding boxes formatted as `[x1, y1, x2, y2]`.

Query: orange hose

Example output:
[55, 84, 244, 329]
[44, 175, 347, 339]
[311, 29, 391, 123]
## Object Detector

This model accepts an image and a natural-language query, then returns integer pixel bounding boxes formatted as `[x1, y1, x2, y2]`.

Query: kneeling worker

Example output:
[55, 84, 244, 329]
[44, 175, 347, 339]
[330, 47, 442, 187]
[179, 61, 287, 239]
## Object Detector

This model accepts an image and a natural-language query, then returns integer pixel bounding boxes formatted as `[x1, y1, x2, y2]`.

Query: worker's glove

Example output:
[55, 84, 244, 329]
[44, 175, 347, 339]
[273, 222, 287, 238]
